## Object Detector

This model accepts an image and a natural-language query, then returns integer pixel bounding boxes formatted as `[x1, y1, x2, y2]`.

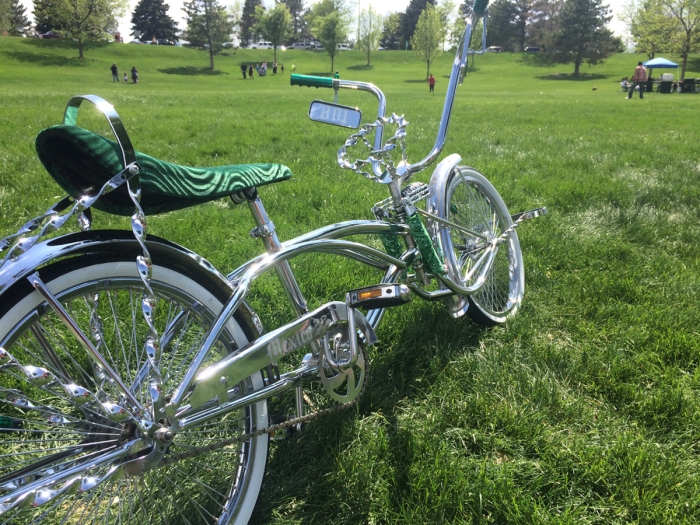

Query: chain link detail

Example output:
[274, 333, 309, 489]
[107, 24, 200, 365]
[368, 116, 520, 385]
[161, 357, 369, 466]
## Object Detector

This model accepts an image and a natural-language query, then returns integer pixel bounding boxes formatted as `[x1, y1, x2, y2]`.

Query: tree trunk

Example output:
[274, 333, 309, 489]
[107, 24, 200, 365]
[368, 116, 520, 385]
[426, 61, 430, 81]
[573, 59, 580, 77]
[680, 54, 688, 82]
[274, 46, 277, 63]
[209, 49, 214, 70]
[78, 40, 84, 59]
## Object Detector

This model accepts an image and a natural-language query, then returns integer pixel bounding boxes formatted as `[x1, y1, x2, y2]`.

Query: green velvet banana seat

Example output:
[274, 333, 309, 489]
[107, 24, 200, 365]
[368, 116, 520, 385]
[36, 125, 292, 216]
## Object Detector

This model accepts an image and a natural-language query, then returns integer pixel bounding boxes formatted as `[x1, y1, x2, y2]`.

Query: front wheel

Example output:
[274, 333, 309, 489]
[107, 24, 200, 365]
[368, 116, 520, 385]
[436, 167, 524, 325]
[0, 248, 268, 524]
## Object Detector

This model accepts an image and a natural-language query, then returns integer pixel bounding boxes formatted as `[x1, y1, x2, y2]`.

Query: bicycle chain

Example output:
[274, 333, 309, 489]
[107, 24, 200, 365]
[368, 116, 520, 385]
[159, 359, 369, 467]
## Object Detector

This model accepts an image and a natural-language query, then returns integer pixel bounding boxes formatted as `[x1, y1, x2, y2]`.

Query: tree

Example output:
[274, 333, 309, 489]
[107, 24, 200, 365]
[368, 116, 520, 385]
[380, 11, 403, 49]
[1, 0, 31, 35]
[357, 6, 382, 65]
[622, 0, 675, 59]
[240, 0, 261, 46]
[411, 4, 445, 79]
[308, 0, 349, 70]
[486, 0, 519, 49]
[281, 0, 304, 40]
[254, 3, 292, 61]
[402, 0, 436, 49]
[313, 11, 347, 70]
[131, 0, 178, 41]
[45, 0, 126, 59]
[659, 0, 700, 80]
[546, 0, 617, 76]
[33, 0, 61, 33]
[183, 0, 234, 69]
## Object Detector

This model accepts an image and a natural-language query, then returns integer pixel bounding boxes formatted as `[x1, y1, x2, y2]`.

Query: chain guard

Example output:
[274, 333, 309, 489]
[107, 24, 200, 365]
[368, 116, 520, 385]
[319, 329, 366, 403]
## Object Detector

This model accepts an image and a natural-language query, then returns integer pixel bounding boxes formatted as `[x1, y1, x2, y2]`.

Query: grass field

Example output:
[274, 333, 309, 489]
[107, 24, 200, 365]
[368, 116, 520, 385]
[1, 36, 700, 523]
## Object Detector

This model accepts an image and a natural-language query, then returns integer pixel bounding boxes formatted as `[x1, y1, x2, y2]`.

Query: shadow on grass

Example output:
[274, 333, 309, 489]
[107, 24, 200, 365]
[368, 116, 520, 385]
[537, 72, 610, 81]
[2, 50, 87, 67]
[252, 303, 485, 523]
[159, 66, 226, 76]
[347, 64, 373, 70]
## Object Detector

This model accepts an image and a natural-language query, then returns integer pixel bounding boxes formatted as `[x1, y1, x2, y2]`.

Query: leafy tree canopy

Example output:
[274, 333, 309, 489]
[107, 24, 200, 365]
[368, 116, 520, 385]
[310, 0, 349, 71]
[381, 11, 403, 49]
[131, 0, 178, 41]
[402, 0, 436, 49]
[239, 0, 260, 46]
[183, 0, 234, 69]
[411, 3, 445, 79]
[544, 0, 618, 75]
[357, 5, 383, 65]
[254, 3, 292, 61]
[1, 0, 31, 35]
[39, 0, 127, 58]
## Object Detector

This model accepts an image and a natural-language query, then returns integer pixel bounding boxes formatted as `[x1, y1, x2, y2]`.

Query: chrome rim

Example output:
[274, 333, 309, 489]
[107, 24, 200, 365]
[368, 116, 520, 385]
[0, 265, 261, 524]
[447, 172, 520, 317]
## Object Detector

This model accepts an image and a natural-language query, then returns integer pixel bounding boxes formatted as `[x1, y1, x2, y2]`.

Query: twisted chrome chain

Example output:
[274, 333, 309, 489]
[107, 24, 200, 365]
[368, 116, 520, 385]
[337, 113, 409, 181]
[123, 173, 166, 423]
[0, 165, 137, 271]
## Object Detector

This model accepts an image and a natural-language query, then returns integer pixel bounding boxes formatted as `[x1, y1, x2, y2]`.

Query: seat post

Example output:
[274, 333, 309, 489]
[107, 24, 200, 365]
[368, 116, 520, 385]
[245, 192, 310, 318]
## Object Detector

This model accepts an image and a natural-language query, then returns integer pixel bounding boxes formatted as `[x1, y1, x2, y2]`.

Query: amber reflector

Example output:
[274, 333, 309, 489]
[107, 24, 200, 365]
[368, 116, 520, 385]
[358, 289, 383, 300]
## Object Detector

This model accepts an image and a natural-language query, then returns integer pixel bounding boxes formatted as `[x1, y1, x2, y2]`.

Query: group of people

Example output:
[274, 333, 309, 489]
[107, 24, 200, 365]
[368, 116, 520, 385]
[110, 63, 138, 84]
[240, 62, 284, 79]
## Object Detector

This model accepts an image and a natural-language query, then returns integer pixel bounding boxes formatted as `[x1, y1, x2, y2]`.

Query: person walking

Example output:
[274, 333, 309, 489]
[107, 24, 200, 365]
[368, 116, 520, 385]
[627, 61, 647, 99]
[110, 63, 119, 82]
[123, 73, 128, 82]
[241, 62, 247, 79]
[248, 64, 254, 79]
[131, 66, 138, 84]
[428, 74, 435, 93]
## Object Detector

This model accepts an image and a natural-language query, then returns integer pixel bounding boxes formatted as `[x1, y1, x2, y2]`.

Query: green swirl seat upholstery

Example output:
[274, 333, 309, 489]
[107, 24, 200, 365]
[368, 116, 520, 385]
[36, 125, 292, 216]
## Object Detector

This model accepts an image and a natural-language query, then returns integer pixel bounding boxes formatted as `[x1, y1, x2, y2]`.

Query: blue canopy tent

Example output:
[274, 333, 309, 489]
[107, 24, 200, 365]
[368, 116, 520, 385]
[643, 57, 678, 68]
[643, 58, 679, 92]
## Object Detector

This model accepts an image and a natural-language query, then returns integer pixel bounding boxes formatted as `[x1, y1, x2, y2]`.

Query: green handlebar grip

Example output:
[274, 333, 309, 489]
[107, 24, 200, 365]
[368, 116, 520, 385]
[290, 74, 334, 89]
[473, 0, 489, 15]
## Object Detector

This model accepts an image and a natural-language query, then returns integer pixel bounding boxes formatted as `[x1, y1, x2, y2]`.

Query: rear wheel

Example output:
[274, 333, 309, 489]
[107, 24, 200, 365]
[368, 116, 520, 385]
[0, 250, 268, 524]
[439, 167, 524, 325]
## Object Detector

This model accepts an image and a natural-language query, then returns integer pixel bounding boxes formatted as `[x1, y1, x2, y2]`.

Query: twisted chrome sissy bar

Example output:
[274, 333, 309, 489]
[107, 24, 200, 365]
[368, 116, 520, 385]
[0, 96, 164, 438]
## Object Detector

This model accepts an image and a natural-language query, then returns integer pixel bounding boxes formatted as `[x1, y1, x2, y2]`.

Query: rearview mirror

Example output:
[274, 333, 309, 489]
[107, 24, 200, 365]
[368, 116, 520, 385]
[308, 101, 362, 129]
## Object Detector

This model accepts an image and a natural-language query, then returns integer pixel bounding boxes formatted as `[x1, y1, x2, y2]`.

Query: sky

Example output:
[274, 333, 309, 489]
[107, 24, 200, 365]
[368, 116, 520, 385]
[21, 0, 629, 43]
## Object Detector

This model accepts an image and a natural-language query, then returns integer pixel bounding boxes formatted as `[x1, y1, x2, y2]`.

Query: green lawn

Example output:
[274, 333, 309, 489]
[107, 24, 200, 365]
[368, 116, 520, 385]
[1, 37, 700, 523]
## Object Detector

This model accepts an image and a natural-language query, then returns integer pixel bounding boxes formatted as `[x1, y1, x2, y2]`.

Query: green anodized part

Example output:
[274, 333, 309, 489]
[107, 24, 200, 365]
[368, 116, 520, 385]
[0, 415, 17, 428]
[380, 234, 404, 260]
[406, 213, 445, 275]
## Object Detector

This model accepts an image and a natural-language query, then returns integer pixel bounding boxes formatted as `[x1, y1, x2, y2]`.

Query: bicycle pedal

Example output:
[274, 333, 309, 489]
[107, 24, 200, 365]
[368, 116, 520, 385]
[347, 284, 411, 310]
[511, 207, 548, 223]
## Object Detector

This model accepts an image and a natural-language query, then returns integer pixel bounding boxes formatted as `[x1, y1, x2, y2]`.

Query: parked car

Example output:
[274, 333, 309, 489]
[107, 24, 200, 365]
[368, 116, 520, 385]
[40, 31, 62, 39]
[222, 42, 237, 49]
[251, 41, 273, 49]
[337, 43, 350, 50]
[176, 40, 191, 47]
[487, 46, 504, 52]
[129, 40, 143, 44]
[525, 46, 540, 52]
[290, 42, 307, 49]
[157, 39, 175, 45]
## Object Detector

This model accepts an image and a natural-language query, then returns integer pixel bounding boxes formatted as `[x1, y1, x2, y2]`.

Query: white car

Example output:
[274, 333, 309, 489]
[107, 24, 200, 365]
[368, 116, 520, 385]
[251, 41, 273, 49]
[222, 42, 237, 49]
[337, 43, 350, 50]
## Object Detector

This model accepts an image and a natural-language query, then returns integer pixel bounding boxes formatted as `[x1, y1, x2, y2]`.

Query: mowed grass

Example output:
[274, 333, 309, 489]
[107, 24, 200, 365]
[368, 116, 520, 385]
[1, 36, 700, 523]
